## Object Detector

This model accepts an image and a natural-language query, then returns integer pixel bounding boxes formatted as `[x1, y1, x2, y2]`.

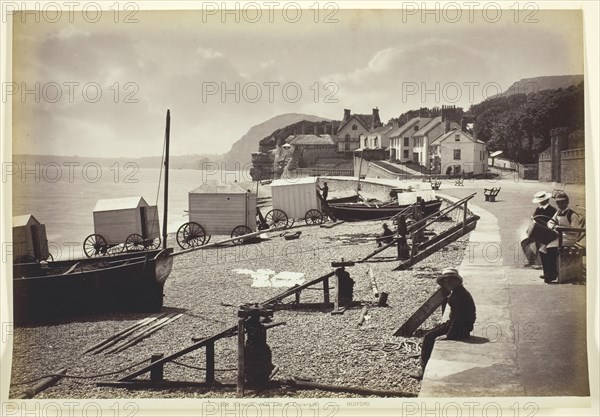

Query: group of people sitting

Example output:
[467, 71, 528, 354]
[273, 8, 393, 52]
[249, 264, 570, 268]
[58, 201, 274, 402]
[524, 191, 583, 283]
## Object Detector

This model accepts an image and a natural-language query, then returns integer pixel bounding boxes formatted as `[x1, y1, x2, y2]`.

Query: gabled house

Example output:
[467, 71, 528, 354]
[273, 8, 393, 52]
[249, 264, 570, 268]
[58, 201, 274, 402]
[388, 117, 431, 162]
[359, 124, 395, 150]
[336, 108, 382, 153]
[413, 116, 461, 168]
[429, 128, 487, 176]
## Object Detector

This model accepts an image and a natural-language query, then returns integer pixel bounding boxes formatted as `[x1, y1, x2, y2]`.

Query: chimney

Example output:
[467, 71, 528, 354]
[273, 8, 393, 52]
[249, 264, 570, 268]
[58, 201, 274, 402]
[301, 124, 306, 134]
[372, 108, 381, 129]
[393, 120, 399, 129]
[461, 117, 468, 132]
[343, 109, 351, 121]
[445, 119, 451, 134]
[314, 124, 319, 136]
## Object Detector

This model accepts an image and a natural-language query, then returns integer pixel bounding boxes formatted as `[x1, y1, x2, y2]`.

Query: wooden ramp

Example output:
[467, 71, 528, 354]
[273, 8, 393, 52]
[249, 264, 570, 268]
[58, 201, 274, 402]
[393, 194, 480, 271]
[393, 288, 447, 337]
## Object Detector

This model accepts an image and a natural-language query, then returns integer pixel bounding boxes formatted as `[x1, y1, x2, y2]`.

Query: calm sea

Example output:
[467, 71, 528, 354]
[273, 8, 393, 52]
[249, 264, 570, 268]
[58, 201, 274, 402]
[12, 166, 255, 259]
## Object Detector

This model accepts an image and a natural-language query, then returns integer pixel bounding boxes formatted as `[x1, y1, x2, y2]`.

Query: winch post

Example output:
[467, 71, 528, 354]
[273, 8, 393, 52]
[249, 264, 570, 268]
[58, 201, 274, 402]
[237, 304, 276, 396]
[331, 260, 355, 314]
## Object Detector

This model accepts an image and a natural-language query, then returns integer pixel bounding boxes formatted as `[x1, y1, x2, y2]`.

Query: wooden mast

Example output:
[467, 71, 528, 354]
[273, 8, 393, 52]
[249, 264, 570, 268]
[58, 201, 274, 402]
[162, 110, 170, 250]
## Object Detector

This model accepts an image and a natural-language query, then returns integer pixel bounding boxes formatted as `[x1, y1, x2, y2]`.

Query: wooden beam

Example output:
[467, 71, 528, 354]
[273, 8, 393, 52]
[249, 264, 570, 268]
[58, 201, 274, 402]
[119, 325, 238, 381]
[281, 378, 417, 397]
[16, 368, 67, 399]
[205, 342, 215, 384]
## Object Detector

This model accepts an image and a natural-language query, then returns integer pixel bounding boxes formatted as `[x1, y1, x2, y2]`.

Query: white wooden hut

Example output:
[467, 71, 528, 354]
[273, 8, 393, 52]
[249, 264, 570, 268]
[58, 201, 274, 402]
[13, 214, 49, 261]
[93, 196, 160, 245]
[188, 184, 257, 235]
[270, 177, 322, 219]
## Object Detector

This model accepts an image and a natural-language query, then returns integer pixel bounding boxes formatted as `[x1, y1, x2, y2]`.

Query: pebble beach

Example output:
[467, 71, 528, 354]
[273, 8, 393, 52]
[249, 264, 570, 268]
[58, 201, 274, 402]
[9, 183, 470, 399]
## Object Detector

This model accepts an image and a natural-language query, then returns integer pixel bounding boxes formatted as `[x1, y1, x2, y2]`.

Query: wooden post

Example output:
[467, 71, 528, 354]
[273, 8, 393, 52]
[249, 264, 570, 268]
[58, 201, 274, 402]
[462, 200, 467, 234]
[150, 354, 164, 381]
[206, 341, 215, 384]
[323, 277, 330, 304]
[237, 317, 245, 397]
[295, 291, 300, 304]
[162, 109, 170, 250]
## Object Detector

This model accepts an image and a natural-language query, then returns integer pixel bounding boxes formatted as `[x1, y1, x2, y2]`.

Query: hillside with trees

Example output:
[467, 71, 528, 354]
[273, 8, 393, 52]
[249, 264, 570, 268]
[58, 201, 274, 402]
[469, 82, 584, 163]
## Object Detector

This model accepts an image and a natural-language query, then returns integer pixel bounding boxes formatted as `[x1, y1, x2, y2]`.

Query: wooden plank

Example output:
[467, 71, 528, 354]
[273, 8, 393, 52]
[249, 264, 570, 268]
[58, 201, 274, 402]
[119, 325, 238, 381]
[282, 378, 418, 397]
[84, 316, 156, 354]
[16, 368, 67, 399]
[393, 288, 447, 337]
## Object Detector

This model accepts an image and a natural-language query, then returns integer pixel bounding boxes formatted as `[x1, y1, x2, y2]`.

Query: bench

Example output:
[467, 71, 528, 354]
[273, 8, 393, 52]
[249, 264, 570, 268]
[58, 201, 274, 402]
[483, 187, 501, 202]
[431, 180, 442, 190]
[455, 178, 464, 186]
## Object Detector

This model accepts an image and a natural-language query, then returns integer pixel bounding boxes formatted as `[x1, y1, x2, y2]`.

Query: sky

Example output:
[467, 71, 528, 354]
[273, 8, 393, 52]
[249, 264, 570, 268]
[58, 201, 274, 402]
[9, 5, 584, 158]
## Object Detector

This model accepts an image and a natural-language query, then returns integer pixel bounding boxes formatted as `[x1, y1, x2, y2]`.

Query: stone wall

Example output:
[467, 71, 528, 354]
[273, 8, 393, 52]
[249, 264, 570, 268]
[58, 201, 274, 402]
[538, 149, 553, 182]
[560, 148, 585, 184]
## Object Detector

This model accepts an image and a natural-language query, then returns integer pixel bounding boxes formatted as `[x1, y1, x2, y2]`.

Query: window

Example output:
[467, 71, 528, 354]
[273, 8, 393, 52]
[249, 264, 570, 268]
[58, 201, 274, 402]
[403, 150, 409, 159]
[404, 137, 409, 147]
[454, 149, 461, 160]
[414, 125, 419, 131]
[345, 134, 350, 142]
[352, 124, 357, 130]
[374, 138, 378, 147]
[455, 134, 460, 141]
[413, 138, 417, 147]
[364, 138, 368, 147]
[345, 143, 350, 151]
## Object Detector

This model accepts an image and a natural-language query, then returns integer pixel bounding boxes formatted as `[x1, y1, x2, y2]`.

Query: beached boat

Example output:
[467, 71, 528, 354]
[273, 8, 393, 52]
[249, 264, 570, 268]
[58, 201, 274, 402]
[11, 110, 175, 324]
[326, 198, 443, 221]
[12, 249, 173, 323]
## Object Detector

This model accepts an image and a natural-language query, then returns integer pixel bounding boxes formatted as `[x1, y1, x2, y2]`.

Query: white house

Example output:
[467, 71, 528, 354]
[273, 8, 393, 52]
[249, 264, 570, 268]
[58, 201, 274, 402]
[389, 117, 431, 162]
[429, 128, 487, 176]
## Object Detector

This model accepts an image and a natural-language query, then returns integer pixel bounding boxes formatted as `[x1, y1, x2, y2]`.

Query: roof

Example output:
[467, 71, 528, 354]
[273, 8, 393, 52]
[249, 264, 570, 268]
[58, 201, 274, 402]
[337, 114, 374, 134]
[413, 117, 442, 137]
[94, 196, 148, 212]
[366, 125, 394, 137]
[190, 183, 251, 194]
[389, 117, 432, 138]
[13, 214, 40, 227]
[430, 128, 486, 145]
[287, 134, 337, 146]
[271, 177, 318, 187]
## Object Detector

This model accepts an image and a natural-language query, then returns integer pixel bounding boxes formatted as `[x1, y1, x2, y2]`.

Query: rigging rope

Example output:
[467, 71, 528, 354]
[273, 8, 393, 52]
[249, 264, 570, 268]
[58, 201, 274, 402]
[12, 358, 149, 386]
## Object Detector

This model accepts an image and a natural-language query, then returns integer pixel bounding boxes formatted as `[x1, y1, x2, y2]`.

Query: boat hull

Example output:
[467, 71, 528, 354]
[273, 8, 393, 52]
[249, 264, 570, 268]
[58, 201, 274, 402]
[12, 249, 174, 324]
[328, 199, 443, 221]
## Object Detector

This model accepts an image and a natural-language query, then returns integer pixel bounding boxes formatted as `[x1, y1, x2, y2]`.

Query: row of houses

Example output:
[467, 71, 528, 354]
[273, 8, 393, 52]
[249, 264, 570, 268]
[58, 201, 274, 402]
[284, 106, 488, 176]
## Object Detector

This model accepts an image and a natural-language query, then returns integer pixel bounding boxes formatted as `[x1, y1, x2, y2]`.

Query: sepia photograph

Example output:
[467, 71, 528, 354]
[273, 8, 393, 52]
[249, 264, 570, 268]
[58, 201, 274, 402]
[1, 1, 598, 416]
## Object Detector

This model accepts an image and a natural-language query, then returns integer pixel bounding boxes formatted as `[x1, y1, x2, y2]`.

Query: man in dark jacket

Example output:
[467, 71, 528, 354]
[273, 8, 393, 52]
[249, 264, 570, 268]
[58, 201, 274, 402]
[522, 191, 558, 269]
[410, 268, 476, 380]
[376, 223, 395, 247]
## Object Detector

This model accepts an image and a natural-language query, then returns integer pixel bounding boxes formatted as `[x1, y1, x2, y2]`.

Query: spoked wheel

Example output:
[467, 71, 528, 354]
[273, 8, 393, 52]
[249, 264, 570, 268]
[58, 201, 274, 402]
[83, 234, 108, 258]
[265, 209, 289, 229]
[305, 209, 324, 225]
[146, 236, 161, 250]
[125, 233, 146, 252]
[176, 222, 206, 249]
[231, 225, 253, 245]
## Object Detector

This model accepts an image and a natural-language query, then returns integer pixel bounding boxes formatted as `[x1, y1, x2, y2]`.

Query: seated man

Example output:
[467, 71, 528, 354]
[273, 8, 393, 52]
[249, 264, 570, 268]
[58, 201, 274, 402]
[376, 223, 395, 247]
[410, 268, 477, 380]
[543, 192, 583, 283]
